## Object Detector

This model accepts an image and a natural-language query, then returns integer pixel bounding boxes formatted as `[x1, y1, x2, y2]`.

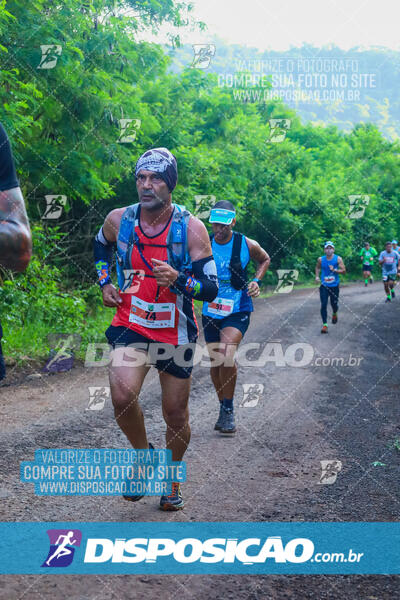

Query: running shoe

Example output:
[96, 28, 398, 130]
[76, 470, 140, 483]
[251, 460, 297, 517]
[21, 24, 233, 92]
[123, 442, 154, 502]
[321, 325, 328, 334]
[214, 402, 224, 430]
[385, 297, 391, 303]
[332, 313, 338, 324]
[219, 407, 236, 434]
[370, 276, 374, 284]
[391, 290, 395, 298]
[160, 482, 184, 511]
[364, 282, 368, 287]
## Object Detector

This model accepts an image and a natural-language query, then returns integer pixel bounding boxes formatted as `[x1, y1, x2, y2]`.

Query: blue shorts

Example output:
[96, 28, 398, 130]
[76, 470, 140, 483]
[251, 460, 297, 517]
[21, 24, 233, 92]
[382, 273, 397, 282]
[362, 264, 372, 272]
[105, 326, 194, 379]
[202, 312, 251, 344]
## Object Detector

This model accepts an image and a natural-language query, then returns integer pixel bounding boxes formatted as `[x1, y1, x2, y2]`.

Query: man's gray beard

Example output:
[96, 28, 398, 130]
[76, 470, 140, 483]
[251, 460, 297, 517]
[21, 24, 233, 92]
[140, 194, 168, 212]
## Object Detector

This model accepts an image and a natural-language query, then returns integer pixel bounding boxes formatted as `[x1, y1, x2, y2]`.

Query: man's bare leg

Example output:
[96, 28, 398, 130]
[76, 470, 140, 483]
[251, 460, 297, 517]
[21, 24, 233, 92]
[159, 371, 191, 510]
[384, 280, 391, 300]
[218, 326, 243, 401]
[210, 364, 224, 402]
[207, 327, 243, 433]
[108, 346, 150, 449]
[160, 371, 191, 461]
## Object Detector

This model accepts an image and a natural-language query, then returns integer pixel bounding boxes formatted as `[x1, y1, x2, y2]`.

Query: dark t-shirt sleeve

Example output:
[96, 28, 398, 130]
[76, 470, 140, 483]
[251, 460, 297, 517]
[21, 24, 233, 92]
[0, 122, 19, 191]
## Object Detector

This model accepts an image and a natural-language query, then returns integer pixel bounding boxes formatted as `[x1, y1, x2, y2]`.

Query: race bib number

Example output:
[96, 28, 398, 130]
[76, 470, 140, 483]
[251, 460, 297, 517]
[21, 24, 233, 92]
[129, 297, 175, 329]
[207, 297, 234, 317]
[324, 275, 335, 283]
[384, 256, 395, 267]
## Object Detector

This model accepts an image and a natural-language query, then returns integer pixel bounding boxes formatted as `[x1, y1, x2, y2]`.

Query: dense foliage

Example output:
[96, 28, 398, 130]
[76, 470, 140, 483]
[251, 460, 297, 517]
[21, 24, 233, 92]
[1, 1, 400, 357]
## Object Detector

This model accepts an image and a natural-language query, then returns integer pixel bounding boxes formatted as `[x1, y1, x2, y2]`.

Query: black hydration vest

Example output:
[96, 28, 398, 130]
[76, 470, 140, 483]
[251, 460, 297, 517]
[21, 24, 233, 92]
[210, 231, 248, 291]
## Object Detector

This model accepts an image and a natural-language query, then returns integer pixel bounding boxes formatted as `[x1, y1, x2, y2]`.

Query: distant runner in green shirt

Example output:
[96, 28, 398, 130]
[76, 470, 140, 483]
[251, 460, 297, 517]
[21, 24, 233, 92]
[359, 242, 377, 286]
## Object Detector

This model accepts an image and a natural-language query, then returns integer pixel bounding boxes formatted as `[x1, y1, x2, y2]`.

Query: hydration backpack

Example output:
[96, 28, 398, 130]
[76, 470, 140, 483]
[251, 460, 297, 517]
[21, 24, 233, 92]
[116, 203, 192, 291]
[210, 231, 248, 291]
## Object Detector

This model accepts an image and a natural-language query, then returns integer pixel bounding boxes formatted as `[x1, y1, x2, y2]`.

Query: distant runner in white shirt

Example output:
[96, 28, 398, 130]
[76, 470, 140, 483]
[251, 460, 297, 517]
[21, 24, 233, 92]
[379, 241, 400, 302]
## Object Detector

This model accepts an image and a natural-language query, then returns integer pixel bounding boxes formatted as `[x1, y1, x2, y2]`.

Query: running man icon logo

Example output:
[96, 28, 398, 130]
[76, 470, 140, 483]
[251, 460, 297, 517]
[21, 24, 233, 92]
[37, 45, 62, 69]
[42, 529, 82, 567]
[43, 334, 81, 374]
[193, 195, 216, 220]
[191, 44, 216, 69]
[87, 386, 110, 411]
[319, 460, 342, 485]
[347, 195, 370, 219]
[42, 195, 67, 220]
[117, 118, 141, 143]
[241, 383, 264, 407]
[275, 269, 299, 293]
[121, 269, 145, 294]
[267, 119, 291, 143]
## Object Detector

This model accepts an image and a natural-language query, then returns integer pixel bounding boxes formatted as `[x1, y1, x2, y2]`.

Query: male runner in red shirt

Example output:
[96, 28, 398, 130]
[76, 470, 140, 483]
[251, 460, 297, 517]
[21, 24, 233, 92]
[94, 148, 218, 510]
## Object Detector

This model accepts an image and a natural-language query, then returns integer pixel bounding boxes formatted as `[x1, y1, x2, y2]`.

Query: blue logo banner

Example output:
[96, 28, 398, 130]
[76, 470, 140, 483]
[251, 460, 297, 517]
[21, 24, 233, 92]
[0, 522, 399, 574]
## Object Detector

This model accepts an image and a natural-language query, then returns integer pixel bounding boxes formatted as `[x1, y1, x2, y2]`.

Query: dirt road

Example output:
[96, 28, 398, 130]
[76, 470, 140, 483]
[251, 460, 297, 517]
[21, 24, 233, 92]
[1, 282, 399, 598]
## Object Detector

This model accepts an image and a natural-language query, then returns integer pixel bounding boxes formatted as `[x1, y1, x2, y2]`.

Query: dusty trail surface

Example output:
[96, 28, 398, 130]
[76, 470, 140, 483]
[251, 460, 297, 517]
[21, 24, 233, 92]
[1, 282, 399, 598]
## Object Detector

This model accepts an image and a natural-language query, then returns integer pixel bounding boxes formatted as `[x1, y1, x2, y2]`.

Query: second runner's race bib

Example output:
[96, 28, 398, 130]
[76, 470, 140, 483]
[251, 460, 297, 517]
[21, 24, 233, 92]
[129, 296, 175, 328]
[207, 297, 234, 317]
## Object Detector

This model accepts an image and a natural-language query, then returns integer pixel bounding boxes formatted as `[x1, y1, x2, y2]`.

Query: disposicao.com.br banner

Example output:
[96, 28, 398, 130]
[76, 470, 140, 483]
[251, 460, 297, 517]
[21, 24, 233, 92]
[0, 522, 398, 575]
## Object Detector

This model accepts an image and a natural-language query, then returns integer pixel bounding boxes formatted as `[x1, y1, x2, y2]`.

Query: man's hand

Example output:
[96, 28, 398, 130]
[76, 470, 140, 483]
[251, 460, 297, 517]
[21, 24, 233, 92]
[315, 276, 320, 283]
[152, 259, 178, 287]
[102, 283, 122, 307]
[247, 281, 260, 297]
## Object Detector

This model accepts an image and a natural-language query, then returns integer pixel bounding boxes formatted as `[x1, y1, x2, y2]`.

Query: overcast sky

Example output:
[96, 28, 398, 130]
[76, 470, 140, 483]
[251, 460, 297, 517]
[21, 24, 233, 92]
[147, 0, 400, 50]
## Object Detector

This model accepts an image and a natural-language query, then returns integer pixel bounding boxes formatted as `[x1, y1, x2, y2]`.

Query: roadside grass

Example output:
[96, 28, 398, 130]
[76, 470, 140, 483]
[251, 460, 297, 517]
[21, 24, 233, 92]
[2, 303, 112, 365]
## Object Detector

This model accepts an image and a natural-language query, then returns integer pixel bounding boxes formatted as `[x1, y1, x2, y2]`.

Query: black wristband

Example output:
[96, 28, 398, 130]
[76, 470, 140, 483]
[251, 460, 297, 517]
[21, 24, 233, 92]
[98, 276, 112, 288]
[174, 272, 189, 290]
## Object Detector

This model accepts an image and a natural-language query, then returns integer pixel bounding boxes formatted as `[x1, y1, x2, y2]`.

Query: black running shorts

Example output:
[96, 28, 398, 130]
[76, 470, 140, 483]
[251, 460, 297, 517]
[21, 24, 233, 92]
[105, 325, 195, 379]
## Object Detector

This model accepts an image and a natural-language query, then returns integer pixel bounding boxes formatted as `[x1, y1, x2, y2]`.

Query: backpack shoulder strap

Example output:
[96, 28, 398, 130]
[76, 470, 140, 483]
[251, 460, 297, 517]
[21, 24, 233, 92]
[166, 203, 192, 271]
[230, 231, 243, 265]
[118, 203, 139, 245]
